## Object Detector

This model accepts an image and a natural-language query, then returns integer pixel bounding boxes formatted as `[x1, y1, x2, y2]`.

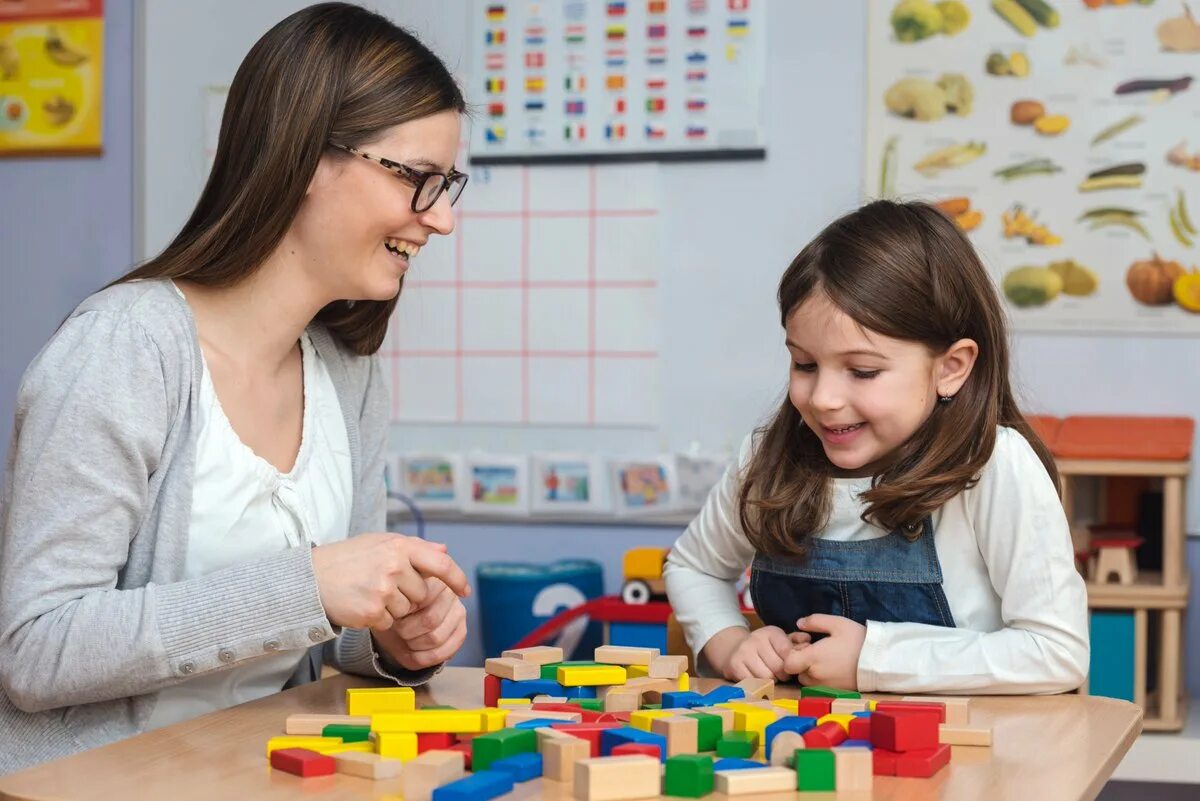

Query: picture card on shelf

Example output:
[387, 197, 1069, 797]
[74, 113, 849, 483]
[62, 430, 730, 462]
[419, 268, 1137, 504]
[399, 453, 464, 510]
[530, 453, 610, 514]
[463, 453, 530, 515]
[610, 456, 679, 516]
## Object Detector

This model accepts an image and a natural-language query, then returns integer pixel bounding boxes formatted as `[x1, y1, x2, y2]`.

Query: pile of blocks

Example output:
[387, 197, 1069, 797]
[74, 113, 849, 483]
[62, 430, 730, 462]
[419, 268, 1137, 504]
[267, 643, 993, 799]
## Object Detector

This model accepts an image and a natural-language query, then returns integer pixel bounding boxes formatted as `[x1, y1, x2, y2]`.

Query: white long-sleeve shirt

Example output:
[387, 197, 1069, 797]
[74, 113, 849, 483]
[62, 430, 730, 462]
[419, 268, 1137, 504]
[664, 426, 1090, 694]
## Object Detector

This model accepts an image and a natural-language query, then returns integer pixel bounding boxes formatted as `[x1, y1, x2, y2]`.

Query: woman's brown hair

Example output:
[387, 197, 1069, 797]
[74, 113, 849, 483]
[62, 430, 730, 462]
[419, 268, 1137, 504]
[114, 2, 466, 355]
[738, 199, 1058, 558]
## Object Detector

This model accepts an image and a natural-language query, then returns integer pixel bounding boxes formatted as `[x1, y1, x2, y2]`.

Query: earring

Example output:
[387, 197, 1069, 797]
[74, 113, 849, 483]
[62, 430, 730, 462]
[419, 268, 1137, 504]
[938, 394, 954, 404]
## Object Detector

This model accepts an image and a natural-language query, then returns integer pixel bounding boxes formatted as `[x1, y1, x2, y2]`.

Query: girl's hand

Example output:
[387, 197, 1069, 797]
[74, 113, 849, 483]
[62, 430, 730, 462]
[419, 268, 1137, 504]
[311, 534, 470, 631]
[704, 625, 795, 682]
[783, 614, 866, 690]
[372, 577, 468, 671]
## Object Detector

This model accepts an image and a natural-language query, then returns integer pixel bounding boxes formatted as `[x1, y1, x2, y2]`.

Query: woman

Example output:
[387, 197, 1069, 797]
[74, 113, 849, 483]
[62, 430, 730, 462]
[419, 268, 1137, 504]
[0, 3, 472, 772]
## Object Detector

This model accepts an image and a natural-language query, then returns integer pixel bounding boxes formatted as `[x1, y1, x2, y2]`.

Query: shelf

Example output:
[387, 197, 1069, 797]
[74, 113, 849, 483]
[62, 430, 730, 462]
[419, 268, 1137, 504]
[1140, 691, 1189, 733]
[1057, 458, 1190, 478]
[1114, 697, 1200, 784]
[1086, 572, 1191, 610]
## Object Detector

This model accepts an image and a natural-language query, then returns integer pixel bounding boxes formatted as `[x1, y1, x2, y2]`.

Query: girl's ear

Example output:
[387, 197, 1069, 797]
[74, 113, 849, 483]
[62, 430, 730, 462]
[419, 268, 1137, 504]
[936, 338, 979, 398]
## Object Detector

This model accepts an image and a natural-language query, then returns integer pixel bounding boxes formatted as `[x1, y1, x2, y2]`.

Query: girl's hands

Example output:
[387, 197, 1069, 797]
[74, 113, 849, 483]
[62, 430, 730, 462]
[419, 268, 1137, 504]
[311, 534, 470, 631]
[784, 614, 866, 690]
[703, 625, 795, 682]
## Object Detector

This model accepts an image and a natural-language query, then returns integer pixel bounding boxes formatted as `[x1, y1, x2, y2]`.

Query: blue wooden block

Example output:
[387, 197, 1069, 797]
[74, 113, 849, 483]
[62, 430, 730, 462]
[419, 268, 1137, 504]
[840, 739, 873, 749]
[764, 716, 818, 760]
[609, 621, 667, 652]
[1090, 610, 1136, 702]
[712, 758, 766, 772]
[662, 691, 705, 709]
[490, 752, 543, 782]
[431, 770, 514, 801]
[500, 678, 565, 699]
[701, 686, 745, 704]
[513, 718, 571, 730]
[563, 684, 597, 699]
[852, 711, 872, 717]
[600, 726, 668, 761]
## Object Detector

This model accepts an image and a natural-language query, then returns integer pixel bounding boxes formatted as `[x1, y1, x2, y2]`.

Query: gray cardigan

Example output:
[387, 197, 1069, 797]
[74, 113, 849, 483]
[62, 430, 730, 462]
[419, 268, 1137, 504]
[0, 279, 431, 774]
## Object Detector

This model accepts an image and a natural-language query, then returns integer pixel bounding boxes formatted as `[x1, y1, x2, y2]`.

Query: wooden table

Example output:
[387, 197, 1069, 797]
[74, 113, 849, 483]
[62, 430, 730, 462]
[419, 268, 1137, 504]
[0, 668, 1142, 801]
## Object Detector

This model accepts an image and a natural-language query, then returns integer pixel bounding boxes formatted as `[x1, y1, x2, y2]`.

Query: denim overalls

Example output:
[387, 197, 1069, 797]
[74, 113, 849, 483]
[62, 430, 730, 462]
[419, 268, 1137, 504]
[750, 516, 956, 634]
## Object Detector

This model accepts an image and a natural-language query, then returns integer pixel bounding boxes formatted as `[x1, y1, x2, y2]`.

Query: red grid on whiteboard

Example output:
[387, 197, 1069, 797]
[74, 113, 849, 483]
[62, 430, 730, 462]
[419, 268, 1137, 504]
[383, 165, 660, 425]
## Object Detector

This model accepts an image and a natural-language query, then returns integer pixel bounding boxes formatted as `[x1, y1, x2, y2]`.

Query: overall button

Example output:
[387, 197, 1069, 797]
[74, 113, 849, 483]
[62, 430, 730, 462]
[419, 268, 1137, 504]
[308, 627, 326, 642]
[263, 639, 281, 652]
[179, 661, 196, 676]
[218, 648, 235, 663]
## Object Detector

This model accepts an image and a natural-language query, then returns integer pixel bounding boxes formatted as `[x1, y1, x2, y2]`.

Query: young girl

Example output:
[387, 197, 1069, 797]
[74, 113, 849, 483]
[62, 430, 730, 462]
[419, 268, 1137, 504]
[664, 199, 1089, 694]
[0, 4, 473, 772]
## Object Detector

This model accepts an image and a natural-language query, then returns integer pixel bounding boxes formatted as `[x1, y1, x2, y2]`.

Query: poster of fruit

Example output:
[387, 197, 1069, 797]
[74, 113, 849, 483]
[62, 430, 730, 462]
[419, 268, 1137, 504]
[866, 0, 1200, 333]
[0, 0, 104, 156]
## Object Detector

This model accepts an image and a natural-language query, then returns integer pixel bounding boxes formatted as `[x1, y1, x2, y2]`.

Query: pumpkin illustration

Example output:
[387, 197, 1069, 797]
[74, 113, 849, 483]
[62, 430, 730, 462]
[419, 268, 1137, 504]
[1126, 253, 1186, 306]
[1174, 269, 1200, 313]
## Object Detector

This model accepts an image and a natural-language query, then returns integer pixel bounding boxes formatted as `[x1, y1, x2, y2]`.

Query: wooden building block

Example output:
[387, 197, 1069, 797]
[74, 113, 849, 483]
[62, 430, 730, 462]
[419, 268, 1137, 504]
[802, 721, 847, 749]
[771, 698, 798, 715]
[800, 685, 860, 699]
[430, 770, 513, 801]
[902, 696, 971, 726]
[734, 677, 773, 700]
[874, 701, 945, 723]
[834, 748, 873, 792]
[401, 750, 467, 801]
[603, 690, 642, 713]
[629, 709, 675, 731]
[688, 706, 734, 732]
[648, 655, 688, 679]
[768, 731, 805, 767]
[375, 731, 418, 761]
[794, 748, 835, 791]
[333, 751, 403, 780]
[895, 743, 951, 778]
[594, 645, 660, 665]
[871, 711, 938, 752]
[542, 733, 591, 781]
[266, 736, 343, 756]
[503, 646, 565, 665]
[498, 698, 532, 708]
[714, 766, 795, 795]
[480, 708, 509, 732]
[346, 686, 415, 716]
[611, 743, 661, 760]
[816, 712, 858, 733]
[830, 698, 869, 715]
[664, 754, 714, 798]
[626, 664, 650, 679]
[371, 710, 487, 734]
[559, 665, 628, 686]
[472, 727, 538, 771]
[285, 713, 370, 735]
[652, 715, 699, 756]
[506, 709, 582, 726]
[324, 742, 375, 755]
[573, 754, 661, 800]
[939, 724, 993, 746]
[486, 657, 542, 681]
[269, 747, 335, 777]
[484, 673, 502, 707]
[533, 694, 569, 703]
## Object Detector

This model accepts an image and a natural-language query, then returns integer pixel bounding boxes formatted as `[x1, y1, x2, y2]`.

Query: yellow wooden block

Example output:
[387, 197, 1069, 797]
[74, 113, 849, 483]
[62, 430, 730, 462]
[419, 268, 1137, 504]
[498, 698, 532, 707]
[480, 707, 509, 732]
[626, 664, 650, 679]
[771, 699, 799, 715]
[868, 699, 877, 711]
[371, 710, 486, 733]
[375, 731, 418, 761]
[558, 665, 627, 686]
[678, 672, 690, 691]
[325, 741, 376, 755]
[629, 709, 675, 731]
[816, 713, 857, 733]
[266, 736, 342, 756]
[727, 704, 776, 741]
[346, 686, 416, 716]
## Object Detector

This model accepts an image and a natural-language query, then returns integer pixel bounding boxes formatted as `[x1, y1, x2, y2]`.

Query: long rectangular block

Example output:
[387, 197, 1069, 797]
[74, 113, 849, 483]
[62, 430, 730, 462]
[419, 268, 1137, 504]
[266, 736, 343, 756]
[371, 710, 487, 733]
[714, 766, 795, 795]
[401, 751, 466, 801]
[653, 715, 698, 756]
[903, 696, 971, 726]
[346, 686, 415, 716]
[285, 713, 370, 735]
[491, 752, 544, 782]
[503, 645, 565, 664]
[559, 665, 628, 686]
[542, 733, 591, 781]
[431, 770, 513, 801]
[594, 645, 659, 665]
[472, 727, 538, 771]
[939, 724, 993, 746]
[375, 731, 418, 761]
[486, 657, 541, 681]
[333, 751, 403, 780]
[574, 755, 660, 801]
[649, 655, 688, 679]
[269, 748, 335, 777]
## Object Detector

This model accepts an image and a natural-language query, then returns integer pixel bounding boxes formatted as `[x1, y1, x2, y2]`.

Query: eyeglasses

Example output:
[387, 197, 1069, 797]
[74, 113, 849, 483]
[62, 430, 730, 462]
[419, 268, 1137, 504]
[329, 142, 468, 213]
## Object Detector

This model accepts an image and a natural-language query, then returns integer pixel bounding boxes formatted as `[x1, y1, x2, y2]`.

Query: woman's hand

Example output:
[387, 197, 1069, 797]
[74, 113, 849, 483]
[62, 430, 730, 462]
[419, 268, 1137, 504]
[783, 614, 866, 690]
[372, 577, 468, 671]
[702, 625, 795, 682]
[311, 534, 469, 631]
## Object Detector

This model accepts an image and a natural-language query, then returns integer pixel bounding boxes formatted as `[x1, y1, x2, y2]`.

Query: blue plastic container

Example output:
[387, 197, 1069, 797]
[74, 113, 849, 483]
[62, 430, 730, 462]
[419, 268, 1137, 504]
[476, 560, 604, 660]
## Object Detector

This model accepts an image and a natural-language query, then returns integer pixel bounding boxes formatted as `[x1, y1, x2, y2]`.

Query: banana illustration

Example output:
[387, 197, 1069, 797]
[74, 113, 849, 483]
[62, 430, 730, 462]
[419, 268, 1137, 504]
[44, 27, 87, 68]
[0, 41, 18, 80]
[43, 94, 74, 127]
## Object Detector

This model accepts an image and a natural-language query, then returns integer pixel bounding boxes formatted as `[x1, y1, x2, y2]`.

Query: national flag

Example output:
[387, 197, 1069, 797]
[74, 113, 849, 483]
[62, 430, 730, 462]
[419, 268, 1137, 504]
[607, 0, 627, 15]
[686, 97, 707, 112]
[646, 76, 666, 91]
[605, 48, 627, 67]
[728, 0, 748, 9]
[606, 25, 626, 40]
[485, 52, 506, 70]
[686, 125, 707, 139]
[686, 69, 707, 82]
[688, 0, 708, 12]
[564, 123, 586, 141]
[606, 74, 626, 91]
[485, 29, 506, 45]
[485, 77, 505, 94]
[647, 46, 667, 65]
[613, 96, 627, 114]
[687, 25, 706, 38]
[485, 125, 506, 142]
[565, 24, 586, 44]
[486, 4, 506, 22]
[727, 18, 748, 36]
[524, 99, 545, 112]
[648, 0, 668, 13]
[645, 124, 666, 140]
[686, 50, 707, 63]
[525, 26, 545, 45]
[646, 96, 666, 113]
[525, 76, 545, 92]
[564, 73, 587, 91]
[525, 51, 545, 68]
[565, 99, 586, 115]
[647, 23, 667, 39]
[605, 123, 626, 141]
[525, 126, 546, 144]
[488, 101, 506, 116]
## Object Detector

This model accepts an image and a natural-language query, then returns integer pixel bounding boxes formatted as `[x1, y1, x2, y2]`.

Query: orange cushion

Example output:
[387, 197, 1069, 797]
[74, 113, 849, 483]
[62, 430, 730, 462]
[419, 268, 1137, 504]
[1053, 416, 1193, 461]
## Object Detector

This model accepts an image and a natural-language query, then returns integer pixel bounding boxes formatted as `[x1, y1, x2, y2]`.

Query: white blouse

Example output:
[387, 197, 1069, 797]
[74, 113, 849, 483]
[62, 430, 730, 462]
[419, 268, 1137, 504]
[144, 328, 353, 730]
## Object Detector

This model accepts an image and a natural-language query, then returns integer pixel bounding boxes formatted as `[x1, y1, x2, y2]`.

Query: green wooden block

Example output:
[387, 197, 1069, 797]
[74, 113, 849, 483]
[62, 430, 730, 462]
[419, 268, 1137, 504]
[799, 685, 860, 699]
[715, 730, 759, 758]
[685, 713, 723, 752]
[472, 727, 537, 771]
[794, 748, 835, 791]
[420, 704, 457, 710]
[572, 698, 604, 712]
[321, 724, 371, 743]
[664, 754, 714, 798]
[539, 661, 599, 680]
[644, 703, 662, 710]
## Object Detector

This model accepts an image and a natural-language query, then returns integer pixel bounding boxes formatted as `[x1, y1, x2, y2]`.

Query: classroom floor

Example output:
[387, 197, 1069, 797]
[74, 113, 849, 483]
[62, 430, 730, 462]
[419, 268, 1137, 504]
[1099, 781, 1197, 800]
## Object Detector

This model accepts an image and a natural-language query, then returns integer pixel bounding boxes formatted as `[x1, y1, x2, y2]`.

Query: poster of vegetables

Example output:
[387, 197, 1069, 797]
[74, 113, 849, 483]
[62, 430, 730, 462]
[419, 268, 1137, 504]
[865, 0, 1200, 332]
[0, 0, 104, 157]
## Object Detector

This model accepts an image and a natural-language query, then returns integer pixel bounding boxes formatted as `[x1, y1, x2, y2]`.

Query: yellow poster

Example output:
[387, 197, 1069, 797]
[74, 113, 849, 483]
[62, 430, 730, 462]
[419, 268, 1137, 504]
[0, 0, 103, 156]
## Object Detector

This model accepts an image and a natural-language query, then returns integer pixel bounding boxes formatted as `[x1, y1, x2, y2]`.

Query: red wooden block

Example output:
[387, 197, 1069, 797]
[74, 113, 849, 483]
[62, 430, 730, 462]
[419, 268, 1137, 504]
[417, 732, 457, 753]
[433, 742, 473, 771]
[802, 721, 847, 749]
[848, 716, 872, 741]
[870, 711, 939, 753]
[595, 711, 632, 724]
[612, 743, 662, 759]
[895, 743, 951, 778]
[270, 748, 336, 778]
[550, 722, 622, 757]
[484, 673, 501, 708]
[872, 748, 899, 776]
[533, 702, 602, 723]
[874, 701, 945, 724]
[796, 698, 833, 718]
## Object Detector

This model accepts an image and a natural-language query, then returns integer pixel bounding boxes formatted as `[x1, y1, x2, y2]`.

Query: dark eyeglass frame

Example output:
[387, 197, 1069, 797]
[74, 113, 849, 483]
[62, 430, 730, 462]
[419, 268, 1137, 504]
[328, 142, 468, 213]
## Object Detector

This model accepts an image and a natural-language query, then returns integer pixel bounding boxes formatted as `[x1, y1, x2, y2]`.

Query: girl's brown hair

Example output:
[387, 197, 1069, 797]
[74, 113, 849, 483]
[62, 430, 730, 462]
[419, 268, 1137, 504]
[115, 2, 466, 355]
[738, 200, 1057, 558]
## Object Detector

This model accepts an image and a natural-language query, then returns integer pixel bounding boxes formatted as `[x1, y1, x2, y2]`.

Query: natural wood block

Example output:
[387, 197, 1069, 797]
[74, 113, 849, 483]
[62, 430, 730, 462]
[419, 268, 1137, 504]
[735, 677, 774, 700]
[543, 735, 591, 782]
[834, 748, 873, 792]
[285, 713, 371, 735]
[574, 754, 660, 800]
[830, 698, 869, 715]
[535, 725, 576, 752]
[502, 646, 565, 665]
[902, 696, 971, 726]
[603, 691, 642, 713]
[715, 766, 795, 795]
[939, 724, 993, 746]
[689, 706, 734, 732]
[652, 715, 699, 756]
[485, 657, 541, 681]
[333, 751, 403, 780]
[533, 695, 569, 703]
[768, 731, 806, 767]
[594, 645, 660, 665]
[648, 655, 688, 679]
[400, 750, 465, 801]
